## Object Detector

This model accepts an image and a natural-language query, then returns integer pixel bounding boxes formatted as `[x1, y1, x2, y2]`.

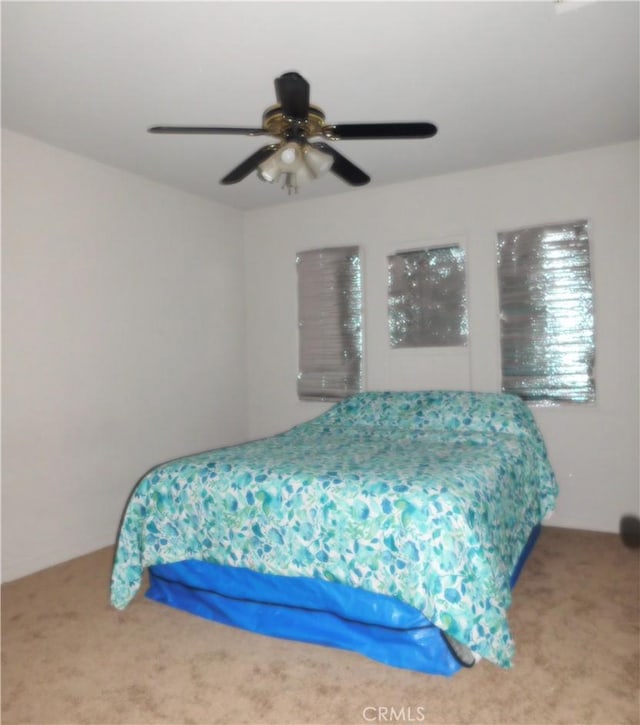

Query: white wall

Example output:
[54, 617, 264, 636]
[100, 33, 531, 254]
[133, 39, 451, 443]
[3, 136, 637, 582]
[244, 141, 639, 534]
[2, 130, 247, 581]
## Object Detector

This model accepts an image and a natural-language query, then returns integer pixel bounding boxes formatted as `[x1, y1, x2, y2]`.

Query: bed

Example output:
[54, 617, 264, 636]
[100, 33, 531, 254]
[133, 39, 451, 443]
[111, 390, 557, 675]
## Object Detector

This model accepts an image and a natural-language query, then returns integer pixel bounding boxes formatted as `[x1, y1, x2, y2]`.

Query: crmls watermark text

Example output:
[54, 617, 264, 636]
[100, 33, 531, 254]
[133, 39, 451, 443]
[362, 706, 426, 722]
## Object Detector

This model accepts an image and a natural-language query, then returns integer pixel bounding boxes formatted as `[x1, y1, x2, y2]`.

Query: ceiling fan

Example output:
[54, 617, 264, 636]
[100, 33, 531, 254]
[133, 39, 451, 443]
[149, 71, 438, 193]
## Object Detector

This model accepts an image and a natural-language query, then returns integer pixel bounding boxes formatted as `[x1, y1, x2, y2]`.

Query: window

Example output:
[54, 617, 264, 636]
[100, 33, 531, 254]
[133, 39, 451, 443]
[296, 246, 363, 401]
[387, 245, 468, 348]
[497, 220, 595, 404]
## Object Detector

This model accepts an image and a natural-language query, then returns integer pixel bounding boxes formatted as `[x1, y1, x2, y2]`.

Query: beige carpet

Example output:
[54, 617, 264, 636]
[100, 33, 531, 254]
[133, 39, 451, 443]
[2, 526, 638, 725]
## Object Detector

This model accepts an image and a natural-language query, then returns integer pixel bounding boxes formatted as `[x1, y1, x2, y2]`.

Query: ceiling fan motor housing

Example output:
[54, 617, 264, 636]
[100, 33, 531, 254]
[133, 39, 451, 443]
[262, 104, 327, 140]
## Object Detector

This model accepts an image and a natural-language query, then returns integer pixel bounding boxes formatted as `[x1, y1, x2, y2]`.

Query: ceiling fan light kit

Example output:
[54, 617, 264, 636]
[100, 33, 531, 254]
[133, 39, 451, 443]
[149, 72, 438, 193]
[256, 142, 335, 193]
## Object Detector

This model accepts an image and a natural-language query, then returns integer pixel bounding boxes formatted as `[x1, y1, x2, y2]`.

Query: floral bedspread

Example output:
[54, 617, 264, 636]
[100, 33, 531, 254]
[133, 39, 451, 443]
[110, 391, 557, 667]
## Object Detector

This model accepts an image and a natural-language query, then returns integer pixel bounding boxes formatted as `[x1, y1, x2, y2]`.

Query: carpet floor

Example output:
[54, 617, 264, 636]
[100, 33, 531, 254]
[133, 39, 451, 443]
[1, 526, 638, 725]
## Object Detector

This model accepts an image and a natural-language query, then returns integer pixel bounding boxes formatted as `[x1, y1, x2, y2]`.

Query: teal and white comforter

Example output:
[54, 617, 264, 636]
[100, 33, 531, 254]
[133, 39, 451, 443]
[111, 391, 557, 667]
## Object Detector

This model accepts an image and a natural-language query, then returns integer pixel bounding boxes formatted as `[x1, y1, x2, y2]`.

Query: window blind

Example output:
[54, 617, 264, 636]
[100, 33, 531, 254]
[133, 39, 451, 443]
[297, 246, 363, 401]
[497, 220, 595, 404]
[387, 245, 468, 348]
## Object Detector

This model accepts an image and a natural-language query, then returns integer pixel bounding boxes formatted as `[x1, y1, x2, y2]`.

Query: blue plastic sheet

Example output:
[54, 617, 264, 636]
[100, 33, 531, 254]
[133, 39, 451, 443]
[146, 525, 541, 676]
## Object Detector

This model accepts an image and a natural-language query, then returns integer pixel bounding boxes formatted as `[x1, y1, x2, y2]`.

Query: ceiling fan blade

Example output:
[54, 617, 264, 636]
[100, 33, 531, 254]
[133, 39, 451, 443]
[311, 142, 370, 186]
[325, 122, 438, 140]
[149, 126, 267, 136]
[274, 72, 310, 120]
[220, 144, 280, 185]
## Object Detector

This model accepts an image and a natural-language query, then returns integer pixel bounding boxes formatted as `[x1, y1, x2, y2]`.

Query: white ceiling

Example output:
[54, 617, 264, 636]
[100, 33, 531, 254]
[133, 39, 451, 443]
[2, 1, 638, 211]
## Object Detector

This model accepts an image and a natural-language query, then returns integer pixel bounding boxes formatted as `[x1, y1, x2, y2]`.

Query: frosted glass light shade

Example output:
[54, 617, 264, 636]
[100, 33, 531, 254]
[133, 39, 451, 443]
[303, 145, 333, 177]
[257, 154, 282, 183]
